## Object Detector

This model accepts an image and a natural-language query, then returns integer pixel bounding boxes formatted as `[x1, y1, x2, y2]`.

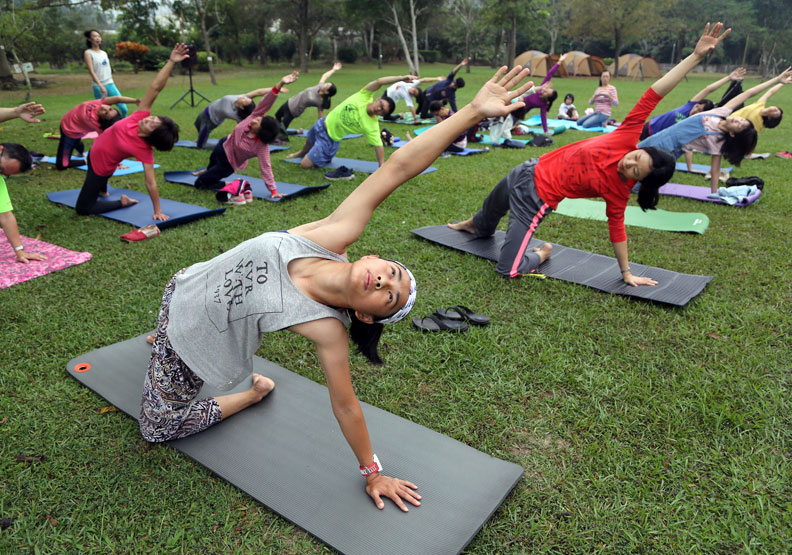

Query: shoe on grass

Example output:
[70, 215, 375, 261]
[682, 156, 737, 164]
[325, 166, 354, 180]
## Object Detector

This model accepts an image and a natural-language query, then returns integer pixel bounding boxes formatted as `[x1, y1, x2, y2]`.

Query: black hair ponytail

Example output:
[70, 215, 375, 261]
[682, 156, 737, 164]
[348, 312, 384, 364]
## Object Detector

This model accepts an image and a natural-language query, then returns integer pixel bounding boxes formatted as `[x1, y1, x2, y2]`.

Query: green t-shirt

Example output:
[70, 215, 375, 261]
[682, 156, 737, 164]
[0, 176, 12, 213]
[325, 88, 383, 146]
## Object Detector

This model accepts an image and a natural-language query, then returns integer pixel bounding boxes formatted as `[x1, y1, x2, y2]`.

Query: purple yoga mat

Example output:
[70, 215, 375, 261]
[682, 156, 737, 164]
[658, 183, 762, 207]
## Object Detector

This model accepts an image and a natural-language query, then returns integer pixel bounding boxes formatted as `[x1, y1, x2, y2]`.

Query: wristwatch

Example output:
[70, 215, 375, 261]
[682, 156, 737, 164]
[360, 454, 382, 477]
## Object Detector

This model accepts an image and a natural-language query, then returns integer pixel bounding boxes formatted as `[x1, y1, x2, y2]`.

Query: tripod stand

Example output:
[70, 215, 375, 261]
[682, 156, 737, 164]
[170, 65, 210, 109]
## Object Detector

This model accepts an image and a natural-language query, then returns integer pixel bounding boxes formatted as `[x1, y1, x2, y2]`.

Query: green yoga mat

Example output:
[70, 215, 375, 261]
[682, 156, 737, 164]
[555, 198, 709, 234]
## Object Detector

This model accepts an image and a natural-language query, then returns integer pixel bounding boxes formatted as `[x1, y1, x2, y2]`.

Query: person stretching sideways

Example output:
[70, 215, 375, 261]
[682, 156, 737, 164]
[193, 71, 300, 199]
[194, 85, 284, 149]
[449, 22, 731, 285]
[0, 102, 47, 263]
[275, 62, 342, 135]
[286, 74, 416, 169]
[138, 65, 534, 512]
[75, 44, 188, 219]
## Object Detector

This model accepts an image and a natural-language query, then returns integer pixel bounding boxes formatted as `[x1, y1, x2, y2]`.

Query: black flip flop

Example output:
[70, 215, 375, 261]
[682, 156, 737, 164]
[412, 313, 469, 332]
[436, 305, 490, 326]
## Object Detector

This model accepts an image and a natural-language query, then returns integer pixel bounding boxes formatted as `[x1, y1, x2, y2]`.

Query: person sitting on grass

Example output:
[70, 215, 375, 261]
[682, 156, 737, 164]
[192, 71, 300, 201]
[557, 93, 579, 121]
[286, 73, 417, 170]
[194, 84, 290, 150]
[449, 22, 730, 285]
[75, 43, 188, 220]
[56, 96, 139, 170]
[521, 52, 569, 133]
[638, 67, 792, 193]
[380, 76, 443, 122]
[639, 67, 746, 139]
[138, 64, 534, 512]
[274, 62, 342, 138]
[418, 58, 469, 118]
[0, 102, 47, 263]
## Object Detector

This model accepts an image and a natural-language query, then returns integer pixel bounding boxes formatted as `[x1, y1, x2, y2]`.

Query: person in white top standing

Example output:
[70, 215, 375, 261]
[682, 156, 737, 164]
[83, 30, 128, 117]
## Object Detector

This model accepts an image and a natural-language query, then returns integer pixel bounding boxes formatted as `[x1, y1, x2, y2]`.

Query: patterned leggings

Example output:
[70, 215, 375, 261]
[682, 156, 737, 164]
[139, 273, 223, 442]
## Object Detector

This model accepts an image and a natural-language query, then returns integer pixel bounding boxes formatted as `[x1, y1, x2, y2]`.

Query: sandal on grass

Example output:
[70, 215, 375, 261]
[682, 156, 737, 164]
[121, 225, 160, 243]
[412, 313, 468, 332]
[435, 305, 491, 326]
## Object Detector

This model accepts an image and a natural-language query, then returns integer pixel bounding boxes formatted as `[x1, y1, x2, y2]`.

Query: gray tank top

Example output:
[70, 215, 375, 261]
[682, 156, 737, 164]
[167, 232, 351, 391]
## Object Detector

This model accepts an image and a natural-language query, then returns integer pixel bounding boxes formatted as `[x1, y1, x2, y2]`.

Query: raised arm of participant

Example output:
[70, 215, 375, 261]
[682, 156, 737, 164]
[450, 58, 469, 77]
[138, 43, 189, 111]
[541, 52, 567, 86]
[723, 67, 792, 110]
[319, 62, 342, 84]
[105, 96, 140, 106]
[365, 74, 418, 93]
[0, 102, 45, 124]
[0, 211, 46, 263]
[294, 67, 532, 253]
[651, 22, 731, 98]
[691, 67, 745, 102]
[417, 76, 444, 84]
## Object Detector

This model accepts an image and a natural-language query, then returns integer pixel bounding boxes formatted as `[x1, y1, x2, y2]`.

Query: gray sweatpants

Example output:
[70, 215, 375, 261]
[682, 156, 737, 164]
[472, 160, 552, 277]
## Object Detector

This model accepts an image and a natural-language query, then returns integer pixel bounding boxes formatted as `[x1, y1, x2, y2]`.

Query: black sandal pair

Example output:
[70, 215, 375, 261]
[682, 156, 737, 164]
[412, 305, 490, 332]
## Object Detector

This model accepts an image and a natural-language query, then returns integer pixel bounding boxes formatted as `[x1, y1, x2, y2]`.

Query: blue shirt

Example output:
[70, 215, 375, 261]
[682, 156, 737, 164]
[648, 100, 696, 135]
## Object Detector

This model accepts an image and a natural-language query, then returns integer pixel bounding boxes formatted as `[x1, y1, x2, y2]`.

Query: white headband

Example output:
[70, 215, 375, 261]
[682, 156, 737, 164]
[375, 260, 417, 325]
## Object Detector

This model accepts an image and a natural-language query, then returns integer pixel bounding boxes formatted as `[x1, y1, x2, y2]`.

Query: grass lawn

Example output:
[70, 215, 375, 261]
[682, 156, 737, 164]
[1, 61, 790, 553]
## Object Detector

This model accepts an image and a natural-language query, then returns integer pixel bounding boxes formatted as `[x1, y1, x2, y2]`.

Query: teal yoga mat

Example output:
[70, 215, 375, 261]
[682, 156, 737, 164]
[555, 198, 709, 234]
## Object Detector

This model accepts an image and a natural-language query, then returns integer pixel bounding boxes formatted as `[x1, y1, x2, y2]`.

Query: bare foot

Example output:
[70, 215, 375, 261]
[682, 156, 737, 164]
[448, 218, 476, 234]
[251, 373, 275, 401]
[405, 131, 413, 141]
[120, 194, 139, 207]
[146, 334, 155, 344]
[192, 169, 207, 176]
[533, 242, 553, 263]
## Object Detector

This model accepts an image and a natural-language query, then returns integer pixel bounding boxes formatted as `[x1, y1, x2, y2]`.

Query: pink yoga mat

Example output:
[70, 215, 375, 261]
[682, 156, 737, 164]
[0, 231, 92, 289]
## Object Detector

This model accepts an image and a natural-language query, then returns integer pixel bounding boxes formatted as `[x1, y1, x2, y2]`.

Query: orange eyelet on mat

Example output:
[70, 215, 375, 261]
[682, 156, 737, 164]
[74, 363, 91, 373]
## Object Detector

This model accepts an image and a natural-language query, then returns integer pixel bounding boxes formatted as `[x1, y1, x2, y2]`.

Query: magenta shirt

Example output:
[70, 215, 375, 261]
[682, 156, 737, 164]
[89, 110, 154, 176]
[223, 88, 279, 193]
[61, 99, 108, 138]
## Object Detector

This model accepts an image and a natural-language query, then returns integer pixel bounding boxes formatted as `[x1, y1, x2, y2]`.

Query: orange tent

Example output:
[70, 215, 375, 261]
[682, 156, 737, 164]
[514, 50, 554, 77]
[558, 51, 606, 77]
[608, 54, 662, 79]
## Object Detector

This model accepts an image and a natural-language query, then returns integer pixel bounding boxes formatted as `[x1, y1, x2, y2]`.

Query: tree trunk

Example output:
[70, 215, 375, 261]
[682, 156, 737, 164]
[332, 37, 338, 62]
[675, 30, 685, 63]
[0, 44, 18, 88]
[198, 2, 217, 85]
[10, 48, 32, 100]
[613, 27, 622, 78]
[368, 25, 375, 59]
[298, 0, 309, 73]
[507, 13, 516, 69]
[549, 29, 558, 55]
[256, 26, 267, 66]
[491, 28, 503, 68]
[741, 34, 749, 67]
[409, 0, 420, 75]
[377, 41, 382, 69]
[389, 2, 415, 73]
[465, 25, 471, 73]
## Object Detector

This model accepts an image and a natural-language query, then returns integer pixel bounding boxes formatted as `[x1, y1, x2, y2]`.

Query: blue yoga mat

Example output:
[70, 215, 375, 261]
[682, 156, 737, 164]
[674, 162, 733, 173]
[174, 139, 289, 153]
[283, 157, 437, 175]
[523, 115, 614, 133]
[287, 128, 363, 140]
[40, 155, 86, 165]
[40, 157, 160, 176]
[475, 135, 530, 146]
[390, 138, 487, 156]
[46, 186, 225, 229]
[164, 171, 330, 202]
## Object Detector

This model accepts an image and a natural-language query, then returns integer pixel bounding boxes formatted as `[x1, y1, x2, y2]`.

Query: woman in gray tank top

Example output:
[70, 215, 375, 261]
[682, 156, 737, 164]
[139, 66, 534, 512]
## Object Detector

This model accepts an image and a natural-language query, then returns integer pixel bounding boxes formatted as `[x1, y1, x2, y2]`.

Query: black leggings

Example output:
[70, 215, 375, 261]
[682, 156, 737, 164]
[195, 137, 234, 190]
[275, 103, 294, 129]
[56, 125, 86, 171]
[75, 156, 123, 215]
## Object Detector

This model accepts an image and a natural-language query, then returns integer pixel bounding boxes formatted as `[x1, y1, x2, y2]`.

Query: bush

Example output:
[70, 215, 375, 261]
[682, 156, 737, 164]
[267, 33, 296, 62]
[196, 51, 218, 72]
[419, 50, 440, 63]
[115, 41, 149, 73]
[338, 46, 358, 64]
[602, 57, 614, 67]
[113, 61, 133, 72]
[143, 46, 171, 71]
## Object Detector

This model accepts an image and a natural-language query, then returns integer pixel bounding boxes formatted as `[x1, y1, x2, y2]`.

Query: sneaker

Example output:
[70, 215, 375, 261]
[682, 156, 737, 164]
[325, 166, 354, 180]
[225, 194, 247, 206]
[242, 182, 254, 203]
[439, 152, 451, 158]
[776, 151, 792, 159]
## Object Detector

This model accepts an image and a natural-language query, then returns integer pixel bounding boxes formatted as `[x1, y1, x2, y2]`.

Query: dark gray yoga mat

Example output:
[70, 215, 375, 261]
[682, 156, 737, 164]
[174, 139, 289, 152]
[283, 157, 437, 175]
[164, 170, 330, 202]
[67, 335, 523, 554]
[411, 225, 712, 306]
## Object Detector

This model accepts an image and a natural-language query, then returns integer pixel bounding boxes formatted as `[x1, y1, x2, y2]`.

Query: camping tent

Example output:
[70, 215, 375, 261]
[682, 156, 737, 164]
[558, 51, 606, 77]
[514, 50, 554, 77]
[608, 54, 662, 79]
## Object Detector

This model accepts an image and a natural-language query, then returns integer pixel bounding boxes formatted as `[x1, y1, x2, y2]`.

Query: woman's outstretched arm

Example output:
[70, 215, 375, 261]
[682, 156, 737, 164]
[291, 66, 534, 253]
[652, 23, 731, 98]
[722, 67, 792, 111]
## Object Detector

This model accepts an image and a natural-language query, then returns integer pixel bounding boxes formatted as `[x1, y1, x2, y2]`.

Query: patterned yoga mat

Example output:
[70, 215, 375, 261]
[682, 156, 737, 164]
[0, 231, 92, 289]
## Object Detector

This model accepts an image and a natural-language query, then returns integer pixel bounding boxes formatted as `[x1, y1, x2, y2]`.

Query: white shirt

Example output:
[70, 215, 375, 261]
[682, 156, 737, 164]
[86, 49, 113, 85]
[385, 81, 416, 108]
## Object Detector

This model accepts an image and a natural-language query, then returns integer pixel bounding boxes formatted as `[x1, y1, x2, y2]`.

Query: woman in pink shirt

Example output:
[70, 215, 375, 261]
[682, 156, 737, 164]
[577, 70, 619, 128]
[57, 96, 138, 170]
[75, 44, 188, 219]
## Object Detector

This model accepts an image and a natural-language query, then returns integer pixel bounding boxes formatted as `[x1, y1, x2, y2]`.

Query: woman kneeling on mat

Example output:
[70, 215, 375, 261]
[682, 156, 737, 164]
[138, 66, 534, 511]
[449, 22, 730, 285]
[192, 71, 300, 200]
[56, 96, 138, 170]
[638, 67, 792, 193]
[75, 44, 186, 219]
